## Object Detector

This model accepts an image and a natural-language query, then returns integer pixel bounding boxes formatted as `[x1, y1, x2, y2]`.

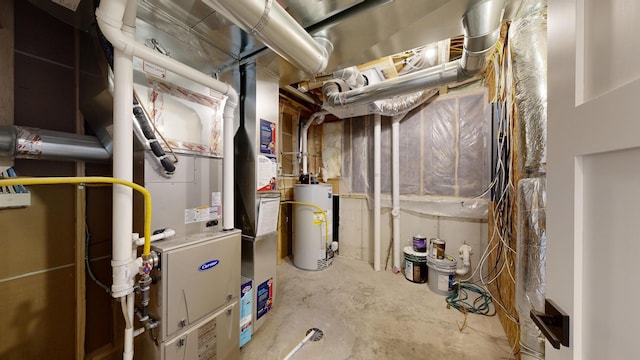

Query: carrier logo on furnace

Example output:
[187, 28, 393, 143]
[198, 259, 220, 271]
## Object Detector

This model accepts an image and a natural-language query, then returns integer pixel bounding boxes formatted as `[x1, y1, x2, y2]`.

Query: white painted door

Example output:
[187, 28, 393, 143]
[547, 0, 640, 359]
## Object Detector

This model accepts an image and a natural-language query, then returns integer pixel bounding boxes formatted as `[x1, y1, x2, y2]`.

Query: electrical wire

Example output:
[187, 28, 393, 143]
[452, 35, 521, 335]
[446, 282, 496, 316]
[85, 223, 111, 294]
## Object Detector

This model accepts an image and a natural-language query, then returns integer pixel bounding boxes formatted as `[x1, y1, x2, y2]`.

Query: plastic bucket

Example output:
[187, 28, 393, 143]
[403, 246, 428, 283]
[426, 256, 457, 295]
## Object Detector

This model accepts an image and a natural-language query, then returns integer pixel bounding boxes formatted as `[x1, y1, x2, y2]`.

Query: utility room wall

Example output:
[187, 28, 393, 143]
[333, 90, 492, 279]
[339, 196, 488, 279]
[0, 1, 78, 358]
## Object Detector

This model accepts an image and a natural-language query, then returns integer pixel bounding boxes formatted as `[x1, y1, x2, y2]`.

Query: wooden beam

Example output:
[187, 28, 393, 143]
[0, 0, 14, 169]
[74, 28, 86, 360]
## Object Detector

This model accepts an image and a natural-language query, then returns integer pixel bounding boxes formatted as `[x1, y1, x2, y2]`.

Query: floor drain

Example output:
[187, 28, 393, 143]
[306, 328, 323, 341]
[283, 328, 325, 360]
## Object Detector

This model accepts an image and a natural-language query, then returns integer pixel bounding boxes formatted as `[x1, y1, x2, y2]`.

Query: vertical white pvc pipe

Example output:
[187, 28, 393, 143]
[373, 114, 381, 271]
[115, 1, 135, 358]
[110, 8, 134, 288]
[123, 293, 135, 360]
[301, 112, 326, 175]
[222, 91, 237, 230]
[302, 128, 309, 174]
[392, 117, 401, 271]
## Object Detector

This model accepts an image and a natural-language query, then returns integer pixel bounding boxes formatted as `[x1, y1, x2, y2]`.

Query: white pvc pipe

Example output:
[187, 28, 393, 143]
[109, 0, 135, 299]
[373, 114, 381, 271]
[116, 2, 136, 358]
[96, 0, 238, 231]
[222, 93, 237, 230]
[456, 244, 473, 276]
[391, 116, 401, 272]
[134, 228, 176, 246]
[123, 293, 135, 360]
[301, 111, 327, 174]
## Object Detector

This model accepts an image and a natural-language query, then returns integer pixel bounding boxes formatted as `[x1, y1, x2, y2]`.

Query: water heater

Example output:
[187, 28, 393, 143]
[293, 184, 334, 270]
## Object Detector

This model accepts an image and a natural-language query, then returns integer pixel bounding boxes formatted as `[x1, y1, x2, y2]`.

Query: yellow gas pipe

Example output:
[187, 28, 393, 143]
[0, 176, 153, 255]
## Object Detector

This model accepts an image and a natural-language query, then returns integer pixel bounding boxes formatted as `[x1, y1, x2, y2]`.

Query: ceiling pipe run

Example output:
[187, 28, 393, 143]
[323, 0, 507, 107]
[0, 126, 111, 162]
[203, 0, 333, 74]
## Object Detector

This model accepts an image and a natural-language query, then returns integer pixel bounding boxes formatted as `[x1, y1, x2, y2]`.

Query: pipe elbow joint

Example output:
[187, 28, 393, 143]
[458, 244, 473, 265]
[455, 266, 470, 276]
[96, 17, 135, 56]
[322, 82, 342, 107]
[312, 36, 333, 74]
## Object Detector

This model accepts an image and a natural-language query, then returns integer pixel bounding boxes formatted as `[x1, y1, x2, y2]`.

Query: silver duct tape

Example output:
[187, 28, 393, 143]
[516, 177, 546, 356]
[16, 126, 43, 159]
[511, 2, 547, 176]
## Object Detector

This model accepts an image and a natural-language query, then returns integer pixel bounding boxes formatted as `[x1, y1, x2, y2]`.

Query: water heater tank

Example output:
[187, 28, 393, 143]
[293, 184, 334, 270]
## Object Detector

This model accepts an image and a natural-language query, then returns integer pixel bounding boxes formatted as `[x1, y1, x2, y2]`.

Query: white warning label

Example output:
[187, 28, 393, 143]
[185, 206, 212, 224]
[197, 317, 217, 360]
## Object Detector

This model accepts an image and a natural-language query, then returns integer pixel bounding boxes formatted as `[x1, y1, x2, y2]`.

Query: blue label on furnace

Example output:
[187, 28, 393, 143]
[198, 259, 220, 271]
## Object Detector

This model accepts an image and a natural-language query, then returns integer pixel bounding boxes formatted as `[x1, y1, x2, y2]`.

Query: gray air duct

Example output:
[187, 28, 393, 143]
[323, 0, 507, 108]
[202, 0, 333, 75]
[0, 126, 111, 162]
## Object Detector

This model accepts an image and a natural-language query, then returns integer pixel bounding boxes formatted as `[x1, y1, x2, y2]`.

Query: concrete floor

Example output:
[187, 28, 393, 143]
[240, 256, 514, 360]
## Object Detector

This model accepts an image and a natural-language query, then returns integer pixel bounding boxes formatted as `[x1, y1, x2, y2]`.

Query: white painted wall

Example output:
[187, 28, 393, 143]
[338, 195, 487, 281]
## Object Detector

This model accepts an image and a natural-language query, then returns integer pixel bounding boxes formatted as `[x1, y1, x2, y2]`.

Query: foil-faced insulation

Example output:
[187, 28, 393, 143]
[516, 177, 546, 358]
[510, 1, 547, 176]
[340, 89, 491, 219]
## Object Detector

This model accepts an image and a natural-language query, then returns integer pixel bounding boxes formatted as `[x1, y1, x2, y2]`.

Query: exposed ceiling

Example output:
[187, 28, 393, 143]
[30, 0, 522, 86]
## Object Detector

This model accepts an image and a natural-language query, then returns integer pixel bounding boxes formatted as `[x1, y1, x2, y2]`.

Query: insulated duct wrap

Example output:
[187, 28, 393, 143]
[376, 90, 438, 117]
[510, 2, 547, 175]
[516, 177, 546, 358]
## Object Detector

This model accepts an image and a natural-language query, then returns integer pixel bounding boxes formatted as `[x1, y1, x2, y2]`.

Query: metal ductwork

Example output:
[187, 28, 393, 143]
[0, 126, 111, 162]
[202, 0, 333, 75]
[323, 0, 507, 108]
[460, 0, 506, 76]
